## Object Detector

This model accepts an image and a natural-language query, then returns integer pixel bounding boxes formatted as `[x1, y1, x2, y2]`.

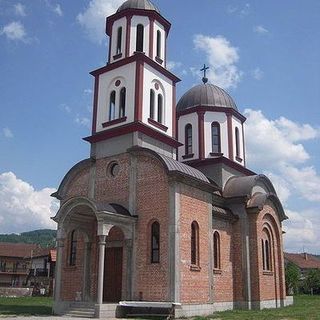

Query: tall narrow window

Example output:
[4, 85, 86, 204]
[262, 229, 272, 271]
[136, 24, 144, 52]
[156, 30, 161, 58]
[119, 87, 126, 118]
[262, 239, 266, 270]
[157, 94, 163, 123]
[109, 90, 116, 121]
[191, 221, 199, 266]
[150, 89, 155, 119]
[213, 231, 220, 269]
[151, 221, 160, 263]
[185, 124, 192, 155]
[265, 239, 270, 271]
[235, 127, 240, 158]
[69, 230, 77, 266]
[211, 122, 221, 153]
[116, 27, 122, 54]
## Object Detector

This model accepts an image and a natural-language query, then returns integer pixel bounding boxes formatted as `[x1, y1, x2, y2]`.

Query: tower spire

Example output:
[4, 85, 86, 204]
[200, 64, 209, 84]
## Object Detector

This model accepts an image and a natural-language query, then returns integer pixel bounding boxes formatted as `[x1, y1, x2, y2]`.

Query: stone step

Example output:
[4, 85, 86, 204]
[65, 307, 95, 318]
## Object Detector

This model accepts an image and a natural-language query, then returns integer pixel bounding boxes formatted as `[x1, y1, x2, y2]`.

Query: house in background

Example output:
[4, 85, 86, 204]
[0, 243, 36, 287]
[284, 252, 320, 278]
[0, 242, 56, 292]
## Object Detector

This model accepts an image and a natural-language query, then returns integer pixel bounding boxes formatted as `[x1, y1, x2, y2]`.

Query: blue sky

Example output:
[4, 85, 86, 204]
[0, 0, 319, 254]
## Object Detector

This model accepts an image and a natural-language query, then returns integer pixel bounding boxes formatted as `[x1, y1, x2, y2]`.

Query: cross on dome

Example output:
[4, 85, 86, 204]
[200, 64, 209, 84]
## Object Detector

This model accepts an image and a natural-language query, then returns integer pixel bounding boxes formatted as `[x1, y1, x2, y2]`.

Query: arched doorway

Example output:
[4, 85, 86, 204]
[103, 226, 125, 302]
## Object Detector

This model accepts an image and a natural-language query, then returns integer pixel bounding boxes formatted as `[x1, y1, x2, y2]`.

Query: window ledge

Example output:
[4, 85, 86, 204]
[263, 270, 274, 276]
[236, 156, 243, 163]
[155, 56, 163, 64]
[210, 152, 223, 157]
[190, 264, 201, 272]
[113, 53, 123, 60]
[148, 118, 168, 132]
[182, 153, 194, 159]
[102, 117, 127, 128]
[213, 268, 222, 274]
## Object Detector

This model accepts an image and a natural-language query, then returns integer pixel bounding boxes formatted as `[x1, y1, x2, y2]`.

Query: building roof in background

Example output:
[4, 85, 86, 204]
[284, 252, 320, 269]
[0, 242, 39, 258]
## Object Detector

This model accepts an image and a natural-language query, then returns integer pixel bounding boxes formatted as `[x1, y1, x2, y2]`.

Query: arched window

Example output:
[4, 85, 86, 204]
[157, 94, 163, 123]
[109, 90, 116, 121]
[119, 87, 126, 118]
[213, 231, 220, 269]
[262, 229, 272, 271]
[116, 27, 122, 54]
[235, 127, 240, 158]
[136, 24, 144, 52]
[151, 221, 160, 263]
[185, 124, 192, 155]
[150, 89, 155, 119]
[211, 122, 221, 153]
[156, 30, 161, 58]
[191, 221, 199, 266]
[69, 230, 77, 266]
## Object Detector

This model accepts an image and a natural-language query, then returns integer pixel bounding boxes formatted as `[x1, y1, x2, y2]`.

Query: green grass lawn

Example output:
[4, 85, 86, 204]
[194, 295, 320, 320]
[0, 296, 53, 316]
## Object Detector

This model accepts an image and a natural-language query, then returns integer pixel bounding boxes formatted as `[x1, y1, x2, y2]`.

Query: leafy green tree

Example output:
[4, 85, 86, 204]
[285, 262, 301, 294]
[304, 269, 320, 294]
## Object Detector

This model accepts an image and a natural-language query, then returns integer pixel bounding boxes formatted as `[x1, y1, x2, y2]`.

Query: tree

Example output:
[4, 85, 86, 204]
[285, 262, 301, 294]
[304, 269, 320, 294]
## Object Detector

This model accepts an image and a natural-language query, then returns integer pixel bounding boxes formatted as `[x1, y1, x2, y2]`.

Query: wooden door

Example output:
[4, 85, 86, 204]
[103, 247, 123, 302]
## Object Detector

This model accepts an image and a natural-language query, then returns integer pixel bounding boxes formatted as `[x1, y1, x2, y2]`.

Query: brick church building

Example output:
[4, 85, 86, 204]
[52, 0, 293, 317]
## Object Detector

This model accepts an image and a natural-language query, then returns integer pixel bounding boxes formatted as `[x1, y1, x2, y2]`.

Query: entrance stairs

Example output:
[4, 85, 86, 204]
[64, 302, 95, 318]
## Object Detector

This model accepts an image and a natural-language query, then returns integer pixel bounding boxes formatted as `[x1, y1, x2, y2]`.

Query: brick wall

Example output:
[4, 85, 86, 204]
[179, 184, 211, 304]
[133, 154, 170, 301]
[212, 218, 234, 302]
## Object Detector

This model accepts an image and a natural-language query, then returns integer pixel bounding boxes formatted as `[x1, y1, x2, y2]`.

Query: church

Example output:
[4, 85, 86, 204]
[51, 0, 293, 318]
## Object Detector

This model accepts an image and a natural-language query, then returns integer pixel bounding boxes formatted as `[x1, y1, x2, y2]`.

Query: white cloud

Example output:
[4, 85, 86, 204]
[283, 209, 319, 253]
[244, 109, 310, 167]
[264, 172, 291, 204]
[193, 34, 242, 89]
[53, 4, 63, 16]
[14, 3, 26, 17]
[75, 116, 90, 128]
[77, 0, 123, 43]
[167, 61, 182, 72]
[3, 127, 14, 138]
[254, 25, 269, 34]
[227, 3, 250, 16]
[84, 88, 93, 95]
[1, 21, 26, 41]
[251, 67, 263, 80]
[0, 172, 57, 233]
[59, 103, 71, 113]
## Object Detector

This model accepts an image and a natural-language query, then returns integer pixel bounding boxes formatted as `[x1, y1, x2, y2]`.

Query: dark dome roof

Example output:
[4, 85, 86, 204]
[117, 0, 160, 13]
[176, 83, 237, 112]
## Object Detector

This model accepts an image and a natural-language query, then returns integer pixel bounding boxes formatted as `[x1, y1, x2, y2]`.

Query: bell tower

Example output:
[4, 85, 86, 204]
[84, 0, 181, 159]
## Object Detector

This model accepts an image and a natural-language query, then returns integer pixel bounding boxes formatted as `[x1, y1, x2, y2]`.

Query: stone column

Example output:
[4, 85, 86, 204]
[125, 239, 133, 300]
[97, 235, 106, 305]
[53, 238, 64, 302]
[83, 241, 92, 301]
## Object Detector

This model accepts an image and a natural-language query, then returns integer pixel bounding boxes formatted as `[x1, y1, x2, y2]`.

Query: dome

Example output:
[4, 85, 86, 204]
[117, 0, 160, 13]
[176, 83, 237, 112]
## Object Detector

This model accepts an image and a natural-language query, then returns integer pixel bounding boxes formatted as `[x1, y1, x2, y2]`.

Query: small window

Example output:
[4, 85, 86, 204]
[211, 122, 221, 153]
[136, 24, 144, 52]
[150, 89, 155, 119]
[109, 91, 116, 121]
[185, 124, 192, 155]
[157, 94, 163, 123]
[213, 231, 220, 269]
[262, 229, 272, 271]
[191, 221, 199, 266]
[119, 87, 126, 118]
[235, 127, 240, 158]
[156, 30, 161, 58]
[69, 230, 77, 266]
[151, 221, 160, 263]
[116, 27, 122, 54]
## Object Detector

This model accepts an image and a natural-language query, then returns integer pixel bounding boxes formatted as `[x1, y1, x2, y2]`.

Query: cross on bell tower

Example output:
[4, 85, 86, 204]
[200, 64, 209, 84]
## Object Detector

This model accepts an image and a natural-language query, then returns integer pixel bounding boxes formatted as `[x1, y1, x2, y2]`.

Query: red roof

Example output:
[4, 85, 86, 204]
[284, 252, 320, 269]
[0, 242, 39, 258]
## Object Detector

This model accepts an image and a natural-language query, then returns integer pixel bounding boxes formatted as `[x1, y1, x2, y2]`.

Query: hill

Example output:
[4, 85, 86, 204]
[0, 229, 57, 248]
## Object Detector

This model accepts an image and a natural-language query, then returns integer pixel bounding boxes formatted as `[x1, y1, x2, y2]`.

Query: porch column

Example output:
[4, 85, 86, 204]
[97, 235, 106, 305]
[54, 237, 65, 302]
